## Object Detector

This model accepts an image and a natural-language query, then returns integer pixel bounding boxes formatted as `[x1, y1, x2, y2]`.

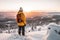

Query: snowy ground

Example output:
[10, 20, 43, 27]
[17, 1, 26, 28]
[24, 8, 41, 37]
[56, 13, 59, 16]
[0, 28, 47, 40]
[0, 23, 60, 40]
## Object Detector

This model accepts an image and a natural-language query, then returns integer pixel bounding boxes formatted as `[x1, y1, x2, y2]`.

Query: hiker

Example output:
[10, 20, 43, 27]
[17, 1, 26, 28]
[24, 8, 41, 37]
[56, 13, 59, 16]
[16, 7, 26, 36]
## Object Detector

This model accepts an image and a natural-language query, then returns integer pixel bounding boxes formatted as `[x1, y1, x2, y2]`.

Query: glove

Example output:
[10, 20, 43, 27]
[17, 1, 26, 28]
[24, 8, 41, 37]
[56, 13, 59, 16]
[24, 24, 26, 26]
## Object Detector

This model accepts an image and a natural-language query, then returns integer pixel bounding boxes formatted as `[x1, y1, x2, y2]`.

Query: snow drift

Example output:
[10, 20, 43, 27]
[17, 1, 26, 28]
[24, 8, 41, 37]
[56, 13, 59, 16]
[43, 23, 60, 40]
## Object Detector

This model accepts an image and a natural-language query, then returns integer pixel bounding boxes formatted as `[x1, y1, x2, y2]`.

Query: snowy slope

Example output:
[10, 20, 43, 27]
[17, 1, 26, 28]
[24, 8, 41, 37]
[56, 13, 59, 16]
[0, 30, 47, 40]
[0, 29, 47, 40]
[0, 23, 60, 40]
[43, 23, 60, 40]
[0, 25, 47, 40]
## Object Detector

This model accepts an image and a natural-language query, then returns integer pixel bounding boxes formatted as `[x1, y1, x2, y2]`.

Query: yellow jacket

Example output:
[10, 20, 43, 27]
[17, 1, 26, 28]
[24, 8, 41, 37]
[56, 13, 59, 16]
[16, 11, 26, 26]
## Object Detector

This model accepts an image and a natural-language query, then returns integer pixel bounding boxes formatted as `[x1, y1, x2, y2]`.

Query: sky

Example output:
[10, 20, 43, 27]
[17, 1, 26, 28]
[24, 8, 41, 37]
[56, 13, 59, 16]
[0, 0, 60, 12]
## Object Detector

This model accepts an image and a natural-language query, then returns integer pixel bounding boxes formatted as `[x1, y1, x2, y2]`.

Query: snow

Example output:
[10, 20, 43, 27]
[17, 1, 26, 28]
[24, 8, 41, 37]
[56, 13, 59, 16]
[0, 33, 11, 40]
[43, 23, 60, 40]
[0, 30, 47, 40]
[0, 23, 60, 40]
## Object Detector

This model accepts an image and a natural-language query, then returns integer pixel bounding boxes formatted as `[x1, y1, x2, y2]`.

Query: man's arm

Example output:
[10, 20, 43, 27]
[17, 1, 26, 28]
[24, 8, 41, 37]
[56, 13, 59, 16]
[23, 14, 26, 26]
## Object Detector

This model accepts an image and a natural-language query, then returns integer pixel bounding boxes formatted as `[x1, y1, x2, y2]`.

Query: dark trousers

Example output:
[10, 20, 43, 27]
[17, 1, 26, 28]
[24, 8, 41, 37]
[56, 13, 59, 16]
[18, 26, 25, 36]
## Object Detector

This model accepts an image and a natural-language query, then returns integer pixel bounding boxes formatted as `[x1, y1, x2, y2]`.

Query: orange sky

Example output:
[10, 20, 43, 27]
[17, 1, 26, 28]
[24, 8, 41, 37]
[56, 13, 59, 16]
[0, 11, 48, 18]
[25, 11, 48, 18]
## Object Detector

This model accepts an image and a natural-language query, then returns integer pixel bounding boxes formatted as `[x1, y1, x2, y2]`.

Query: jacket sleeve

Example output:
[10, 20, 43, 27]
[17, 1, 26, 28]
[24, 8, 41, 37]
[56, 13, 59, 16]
[23, 14, 26, 25]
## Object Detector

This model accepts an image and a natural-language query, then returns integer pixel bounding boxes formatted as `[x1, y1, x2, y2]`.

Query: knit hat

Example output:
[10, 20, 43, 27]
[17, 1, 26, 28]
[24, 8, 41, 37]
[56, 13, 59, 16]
[19, 7, 23, 12]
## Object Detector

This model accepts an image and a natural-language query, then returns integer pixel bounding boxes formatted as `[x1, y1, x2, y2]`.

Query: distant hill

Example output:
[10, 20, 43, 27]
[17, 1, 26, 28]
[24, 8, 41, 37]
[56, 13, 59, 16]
[48, 12, 60, 15]
[0, 12, 16, 19]
[0, 11, 60, 19]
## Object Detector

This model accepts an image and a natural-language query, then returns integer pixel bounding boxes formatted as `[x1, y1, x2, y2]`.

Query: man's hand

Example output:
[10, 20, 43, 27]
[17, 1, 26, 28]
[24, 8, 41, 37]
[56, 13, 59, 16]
[24, 24, 26, 26]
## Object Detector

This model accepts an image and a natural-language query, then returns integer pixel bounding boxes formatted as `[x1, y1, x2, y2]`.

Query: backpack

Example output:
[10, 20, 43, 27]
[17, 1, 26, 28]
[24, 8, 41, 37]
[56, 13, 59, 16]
[17, 14, 23, 23]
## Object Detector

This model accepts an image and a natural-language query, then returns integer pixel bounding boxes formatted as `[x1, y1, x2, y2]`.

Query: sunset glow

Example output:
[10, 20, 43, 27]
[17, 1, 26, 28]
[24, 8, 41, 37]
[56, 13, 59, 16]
[0, 0, 60, 18]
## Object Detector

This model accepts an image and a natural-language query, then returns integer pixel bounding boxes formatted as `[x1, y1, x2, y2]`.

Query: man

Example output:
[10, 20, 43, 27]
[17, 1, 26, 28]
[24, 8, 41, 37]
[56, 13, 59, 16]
[16, 7, 26, 36]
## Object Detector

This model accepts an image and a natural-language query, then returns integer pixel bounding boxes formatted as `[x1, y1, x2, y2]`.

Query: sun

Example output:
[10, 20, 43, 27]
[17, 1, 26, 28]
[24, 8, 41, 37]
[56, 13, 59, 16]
[24, 8, 31, 12]
[23, 8, 32, 12]
[22, 6, 33, 12]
